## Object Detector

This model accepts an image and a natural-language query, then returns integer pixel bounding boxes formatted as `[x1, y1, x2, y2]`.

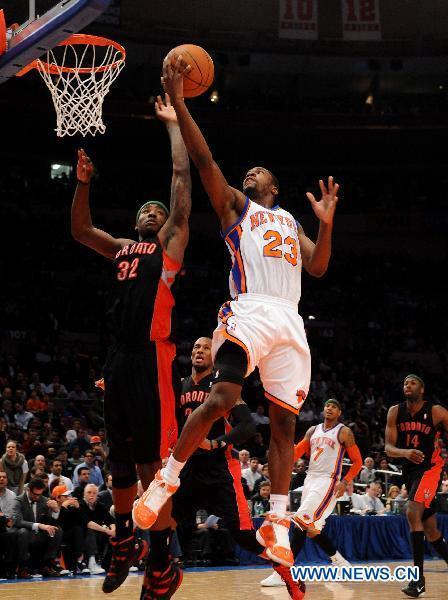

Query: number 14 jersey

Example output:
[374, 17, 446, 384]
[223, 197, 302, 305]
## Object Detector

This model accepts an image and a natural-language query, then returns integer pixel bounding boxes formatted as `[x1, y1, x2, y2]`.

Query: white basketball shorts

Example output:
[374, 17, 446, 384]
[294, 474, 339, 531]
[213, 293, 311, 414]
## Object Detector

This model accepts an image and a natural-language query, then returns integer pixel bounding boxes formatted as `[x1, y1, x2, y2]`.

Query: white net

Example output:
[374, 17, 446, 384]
[36, 40, 125, 137]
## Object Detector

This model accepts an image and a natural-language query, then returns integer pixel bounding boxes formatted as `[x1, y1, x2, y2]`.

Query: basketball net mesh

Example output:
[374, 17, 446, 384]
[36, 42, 125, 137]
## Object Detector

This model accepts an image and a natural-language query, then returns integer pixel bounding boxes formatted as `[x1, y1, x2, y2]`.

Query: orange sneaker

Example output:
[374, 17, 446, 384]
[256, 514, 294, 567]
[132, 470, 179, 530]
[273, 564, 306, 599]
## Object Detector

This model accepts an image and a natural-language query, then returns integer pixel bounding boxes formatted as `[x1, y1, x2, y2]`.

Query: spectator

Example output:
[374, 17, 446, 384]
[14, 402, 34, 431]
[13, 478, 63, 577]
[72, 467, 91, 501]
[0, 470, 17, 579]
[68, 428, 91, 456]
[361, 482, 385, 514]
[0, 440, 29, 494]
[251, 481, 271, 516]
[385, 485, 401, 512]
[0, 417, 7, 455]
[251, 405, 270, 426]
[253, 463, 270, 496]
[29, 454, 47, 474]
[290, 459, 307, 490]
[65, 419, 82, 444]
[440, 480, 448, 494]
[26, 391, 46, 414]
[46, 376, 68, 397]
[239, 450, 250, 471]
[80, 484, 114, 574]
[51, 485, 89, 575]
[339, 480, 369, 512]
[247, 432, 267, 463]
[98, 474, 113, 511]
[359, 457, 376, 485]
[48, 459, 73, 492]
[68, 383, 89, 406]
[1, 398, 16, 425]
[72, 451, 103, 487]
[241, 457, 262, 493]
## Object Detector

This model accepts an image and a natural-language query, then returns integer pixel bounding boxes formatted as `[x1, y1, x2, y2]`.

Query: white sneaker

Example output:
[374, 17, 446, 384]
[129, 566, 139, 572]
[88, 558, 105, 575]
[260, 570, 286, 587]
[331, 551, 352, 567]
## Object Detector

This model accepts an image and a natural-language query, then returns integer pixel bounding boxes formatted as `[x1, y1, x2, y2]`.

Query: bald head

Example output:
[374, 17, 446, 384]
[191, 337, 213, 374]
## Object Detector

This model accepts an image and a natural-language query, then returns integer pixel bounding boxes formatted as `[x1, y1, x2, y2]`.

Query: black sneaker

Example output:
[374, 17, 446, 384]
[77, 560, 91, 575]
[102, 535, 148, 593]
[53, 560, 70, 576]
[148, 562, 183, 600]
[402, 577, 425, 598]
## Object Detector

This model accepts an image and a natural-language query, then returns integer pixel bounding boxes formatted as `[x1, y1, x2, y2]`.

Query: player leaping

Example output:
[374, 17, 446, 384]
[72, 93, 191, 597]
[133, 55, 340, 568]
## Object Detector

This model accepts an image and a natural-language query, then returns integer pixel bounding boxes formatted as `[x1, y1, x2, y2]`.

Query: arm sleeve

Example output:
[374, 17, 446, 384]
[294, 438, 311, 461]
[215, 403, 256, 446]
[343, 445, 363, 482]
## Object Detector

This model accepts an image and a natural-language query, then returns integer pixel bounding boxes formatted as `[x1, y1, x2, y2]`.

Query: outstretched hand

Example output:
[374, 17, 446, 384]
[77, 149, 94, 184]
[306, 176, 339, 225]
[161, 54, 192, 102]
[155, 93, 178, 124]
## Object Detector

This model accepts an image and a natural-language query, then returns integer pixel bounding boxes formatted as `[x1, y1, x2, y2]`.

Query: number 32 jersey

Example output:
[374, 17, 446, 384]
[223, 197, 302, 305]
[110, 236, 180, 346]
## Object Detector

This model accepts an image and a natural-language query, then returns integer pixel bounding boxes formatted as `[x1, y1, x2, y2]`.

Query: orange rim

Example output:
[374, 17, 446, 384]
[19, 34, 125, 76]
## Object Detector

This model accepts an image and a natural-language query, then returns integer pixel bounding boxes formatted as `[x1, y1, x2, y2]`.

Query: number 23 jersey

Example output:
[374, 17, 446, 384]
[223, 197, 302, 305]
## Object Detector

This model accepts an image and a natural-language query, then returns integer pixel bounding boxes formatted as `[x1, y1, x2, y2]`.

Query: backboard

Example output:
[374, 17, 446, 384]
[0, 0, 112, 84]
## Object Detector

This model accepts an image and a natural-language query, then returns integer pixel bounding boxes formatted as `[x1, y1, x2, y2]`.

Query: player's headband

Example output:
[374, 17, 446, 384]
[404, 374, 425, 387]
[324, 398, 342, 410]
[136, 201, 170, 223]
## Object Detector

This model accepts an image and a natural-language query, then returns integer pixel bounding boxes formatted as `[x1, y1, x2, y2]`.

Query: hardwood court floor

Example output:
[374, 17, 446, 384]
[0, 562, 447, 599]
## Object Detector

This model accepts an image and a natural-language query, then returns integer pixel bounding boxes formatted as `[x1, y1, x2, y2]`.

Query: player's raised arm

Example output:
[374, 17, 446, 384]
[385, 405, 424, 463]
[155, 94, 191, 265]
[161, 55, 246, 232]
[71, 149, 133, 259]
[297, 177, 339, 278]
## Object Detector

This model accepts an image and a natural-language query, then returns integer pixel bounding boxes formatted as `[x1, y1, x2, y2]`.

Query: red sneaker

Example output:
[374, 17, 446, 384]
[273, 564, 306, 599]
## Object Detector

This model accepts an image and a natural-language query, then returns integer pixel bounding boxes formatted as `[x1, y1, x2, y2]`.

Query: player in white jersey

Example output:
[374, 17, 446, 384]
[292, 399, 362, 534]
[134, 55, 339, 577]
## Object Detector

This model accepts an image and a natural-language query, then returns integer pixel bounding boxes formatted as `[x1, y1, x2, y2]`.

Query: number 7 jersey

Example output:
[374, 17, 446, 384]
[223, 197, 302, 305]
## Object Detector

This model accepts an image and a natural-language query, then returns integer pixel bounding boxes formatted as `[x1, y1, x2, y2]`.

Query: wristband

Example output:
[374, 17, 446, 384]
[77, 179, 90, 185]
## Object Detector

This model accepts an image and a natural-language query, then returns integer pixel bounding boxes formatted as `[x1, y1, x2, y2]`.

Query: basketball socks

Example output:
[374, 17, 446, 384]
[115, 511, 134, 540]
[270, 494, 288, 517]
[313, 532, 336, 557]
[410, 531, 425, 578]
[430, 535, 448, 564]
[148, 528, 173, 571]
[162, 456, 185, 486]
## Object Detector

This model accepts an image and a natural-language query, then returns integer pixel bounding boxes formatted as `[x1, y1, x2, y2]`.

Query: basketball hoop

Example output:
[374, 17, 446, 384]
[17, 34, 125, 137]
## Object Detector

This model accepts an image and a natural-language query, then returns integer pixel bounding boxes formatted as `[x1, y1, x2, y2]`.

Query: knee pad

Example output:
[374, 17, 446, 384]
[110, 460, 138, 489]
[214, 340, 248, 387]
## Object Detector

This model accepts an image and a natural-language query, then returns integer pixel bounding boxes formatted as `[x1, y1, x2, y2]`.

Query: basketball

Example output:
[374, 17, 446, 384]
[166, 44, 214, 98]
